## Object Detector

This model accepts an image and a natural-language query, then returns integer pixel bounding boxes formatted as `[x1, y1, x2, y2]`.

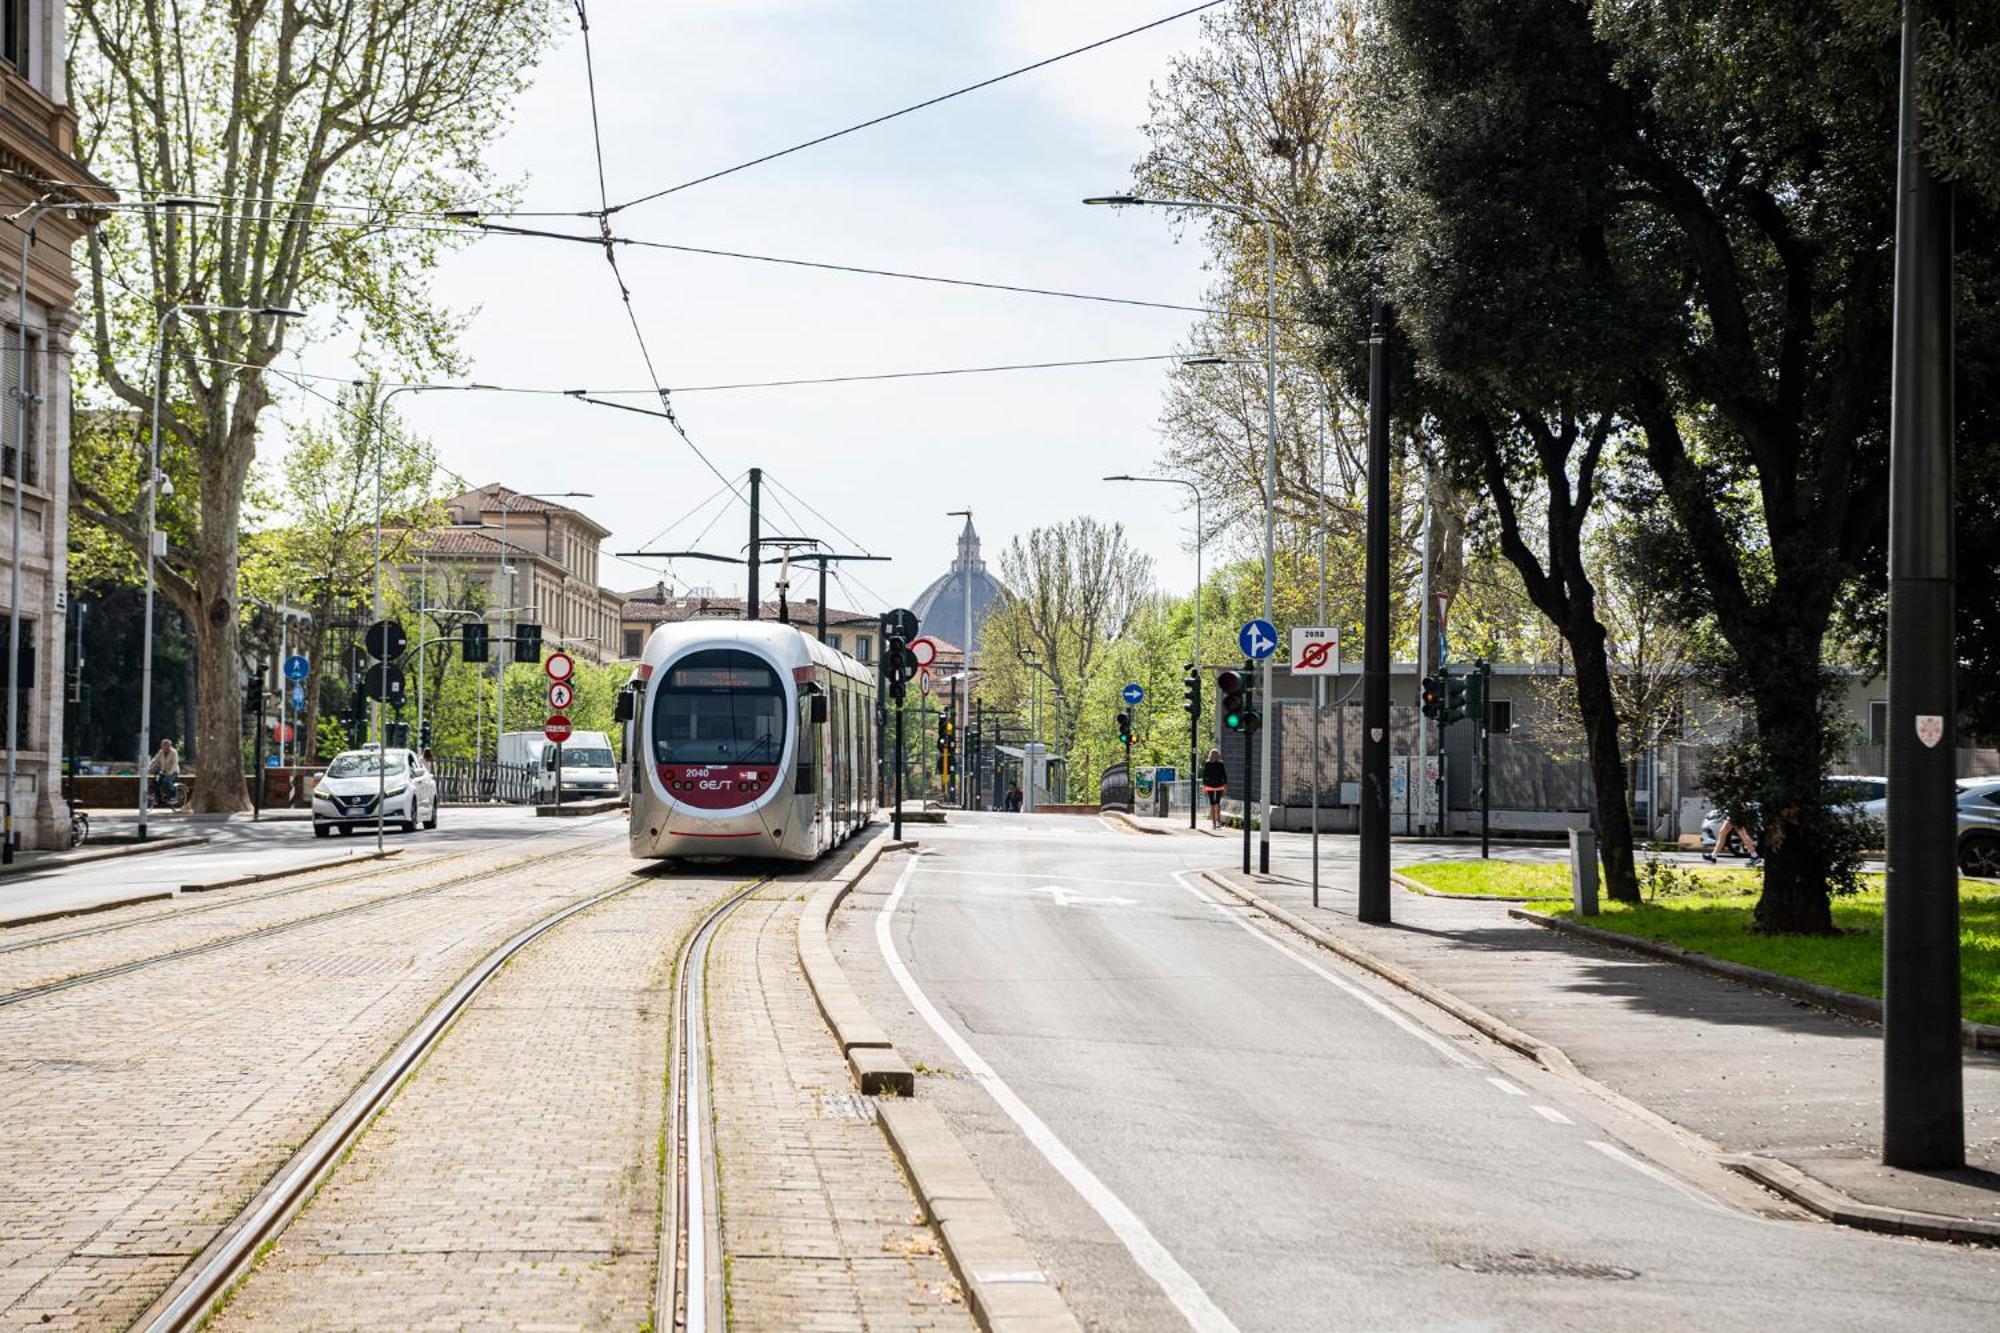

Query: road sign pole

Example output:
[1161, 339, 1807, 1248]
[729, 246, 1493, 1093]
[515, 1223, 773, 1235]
[894, 695, 904, 841]
[1359, 290, 1393, 924]
[1242, 657, 1253, 876]
[554, 741, 563, 811]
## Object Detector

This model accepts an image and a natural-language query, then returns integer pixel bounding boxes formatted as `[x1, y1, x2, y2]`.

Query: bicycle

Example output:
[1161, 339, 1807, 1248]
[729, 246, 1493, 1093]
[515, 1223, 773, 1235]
[67, 799, 89, 848]
[151, 775, 190, 812]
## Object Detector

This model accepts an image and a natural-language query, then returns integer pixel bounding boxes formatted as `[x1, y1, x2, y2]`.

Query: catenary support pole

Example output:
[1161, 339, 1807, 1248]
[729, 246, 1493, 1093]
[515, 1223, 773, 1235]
[1480, 660, 1492, 860]
[1358, 292, 1393, 923]
[1243, 657, 1253, 876]
[1883, 0, 1962, 1171]
[745, 467, 762, 619]
[893, 693, 904, 842]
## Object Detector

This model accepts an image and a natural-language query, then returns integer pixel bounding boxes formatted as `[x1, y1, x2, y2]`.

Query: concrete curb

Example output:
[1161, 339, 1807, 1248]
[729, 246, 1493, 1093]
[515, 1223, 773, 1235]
[1388, 868, 1538, 902]
[799, 836, 1084, 1332]
[1100, 809, 1171, 836]
[183, 848, 402, 894]
[533, 798, 625, 818]
[1718, 1154, 2000, 1246]
[1199, 870, 1576, 1076]
[878, 1101, 1081, 1332]
[798, 832, 916, 1095]
[1507, 907, 2000, 1052]
[0, 833, 209, 882]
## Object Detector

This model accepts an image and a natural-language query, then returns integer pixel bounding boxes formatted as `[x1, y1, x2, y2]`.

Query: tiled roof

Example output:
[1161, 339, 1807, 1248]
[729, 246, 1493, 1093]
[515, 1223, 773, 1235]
[448, 484, 611, 537]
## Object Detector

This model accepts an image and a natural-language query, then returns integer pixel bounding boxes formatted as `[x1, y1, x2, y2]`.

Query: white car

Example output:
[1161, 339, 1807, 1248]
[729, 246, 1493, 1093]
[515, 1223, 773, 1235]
[311, 746, 438, 837]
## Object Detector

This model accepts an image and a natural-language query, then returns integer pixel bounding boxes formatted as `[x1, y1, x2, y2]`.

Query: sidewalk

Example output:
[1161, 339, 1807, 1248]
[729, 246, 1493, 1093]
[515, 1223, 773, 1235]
[1209, 858, 2000, 1237]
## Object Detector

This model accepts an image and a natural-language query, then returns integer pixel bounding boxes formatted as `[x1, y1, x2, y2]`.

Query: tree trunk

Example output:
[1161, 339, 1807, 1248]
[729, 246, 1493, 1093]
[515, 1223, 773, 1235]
[1748, 679, 1839, 935]
[300, 612, 329, 762]
[1571, 636, 1639, 900]
[187, 410, 258, 814]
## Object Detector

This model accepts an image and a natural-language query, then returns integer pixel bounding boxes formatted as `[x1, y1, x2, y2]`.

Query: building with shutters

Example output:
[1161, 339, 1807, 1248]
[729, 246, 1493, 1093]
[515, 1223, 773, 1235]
[3, 5, 114, 849]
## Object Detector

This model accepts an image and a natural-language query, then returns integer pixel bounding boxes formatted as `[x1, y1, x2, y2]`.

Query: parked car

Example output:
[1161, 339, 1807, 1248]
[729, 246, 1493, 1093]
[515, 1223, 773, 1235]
[1857, 777, 2000, 878]
[1700, 776, 1888, 855]
[311, 745, 438, 837]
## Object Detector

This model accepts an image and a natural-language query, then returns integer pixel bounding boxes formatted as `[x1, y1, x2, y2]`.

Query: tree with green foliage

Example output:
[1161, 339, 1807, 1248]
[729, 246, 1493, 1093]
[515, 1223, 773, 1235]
[1350, 0, 1999, 931]
[68, 0, 559, 812]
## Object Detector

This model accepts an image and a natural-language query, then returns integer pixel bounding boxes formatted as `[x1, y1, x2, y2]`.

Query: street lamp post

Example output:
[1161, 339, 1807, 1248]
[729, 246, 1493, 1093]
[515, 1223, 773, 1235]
[1105, 474, 1202, 828]
[136, 299, 303, 843]
[1089, 194, 1279, 871]
[491, 489, 592, 773]
[947, 508, 974, 808]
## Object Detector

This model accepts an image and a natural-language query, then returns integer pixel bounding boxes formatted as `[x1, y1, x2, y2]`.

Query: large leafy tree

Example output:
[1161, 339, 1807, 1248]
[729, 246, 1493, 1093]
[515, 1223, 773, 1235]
[1357, 0, 1999, 931]
[68, 0, 558, 811]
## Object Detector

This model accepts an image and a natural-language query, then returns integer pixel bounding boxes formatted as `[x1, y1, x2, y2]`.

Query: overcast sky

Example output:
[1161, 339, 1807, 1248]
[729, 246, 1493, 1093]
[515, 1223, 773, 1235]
[302, 2, 1224, 616]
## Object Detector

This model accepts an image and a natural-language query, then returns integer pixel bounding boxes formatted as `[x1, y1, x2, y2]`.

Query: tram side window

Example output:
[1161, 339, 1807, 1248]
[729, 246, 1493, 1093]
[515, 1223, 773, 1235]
[653, 650, 786, 765]
[796, 691, 819, 794]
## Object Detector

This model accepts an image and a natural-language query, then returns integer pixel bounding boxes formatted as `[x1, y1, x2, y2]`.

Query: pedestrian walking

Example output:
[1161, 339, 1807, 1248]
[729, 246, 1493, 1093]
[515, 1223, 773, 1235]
[1006, 783, 1023, 812]
[1201, 747, 1228, 829]
[1706, 810, 1763, 868]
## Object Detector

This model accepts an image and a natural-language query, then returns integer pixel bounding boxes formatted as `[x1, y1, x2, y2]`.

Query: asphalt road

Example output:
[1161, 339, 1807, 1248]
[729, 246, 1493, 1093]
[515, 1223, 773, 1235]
[835, 812, 2000, 1331]
[0, 805, 605, 924]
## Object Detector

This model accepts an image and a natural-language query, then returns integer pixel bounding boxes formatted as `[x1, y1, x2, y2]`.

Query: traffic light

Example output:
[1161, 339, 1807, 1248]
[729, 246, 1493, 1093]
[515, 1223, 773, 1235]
[1468, 660, 1491, 728]
[462, 622, 489, 663]
[1183, 670, 1200, 717]
[419, 719, 434, 750]
[1421, 674, 1444, 721]
[1444, 672, 1470, 725]
[244, 676, 265, 716]
[1217, 669, 1259, 732]
[514, 622, 542, 664]
[1116, 711, 1133, 745]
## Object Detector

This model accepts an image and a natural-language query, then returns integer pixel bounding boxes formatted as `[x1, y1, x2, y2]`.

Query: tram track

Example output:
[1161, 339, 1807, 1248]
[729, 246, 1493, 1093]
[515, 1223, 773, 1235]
[660, 874, 771, 1333]
[0, 826, 624, 1009]
[130, 867, 772, 1333]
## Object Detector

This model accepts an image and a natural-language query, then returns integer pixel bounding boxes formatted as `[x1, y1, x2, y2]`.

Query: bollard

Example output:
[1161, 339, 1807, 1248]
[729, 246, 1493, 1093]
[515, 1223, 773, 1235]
[1568, 827, 1599, 916]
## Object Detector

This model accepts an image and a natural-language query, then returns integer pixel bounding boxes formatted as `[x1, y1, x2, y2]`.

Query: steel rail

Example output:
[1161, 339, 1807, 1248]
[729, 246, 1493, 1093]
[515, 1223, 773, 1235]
[658, 875, 770, 1333]
[0, 829, 622, 1008]
[131, 865, 687, 1332]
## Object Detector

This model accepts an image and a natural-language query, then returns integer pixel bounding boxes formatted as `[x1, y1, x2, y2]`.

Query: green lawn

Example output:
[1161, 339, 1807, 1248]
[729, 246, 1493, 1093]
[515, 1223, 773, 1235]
[1397, 860, 2000, 1027]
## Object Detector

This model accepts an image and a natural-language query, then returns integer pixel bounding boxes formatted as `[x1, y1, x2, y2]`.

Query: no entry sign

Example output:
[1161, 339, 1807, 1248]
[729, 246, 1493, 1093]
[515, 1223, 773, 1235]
[544, 714, 573, 744]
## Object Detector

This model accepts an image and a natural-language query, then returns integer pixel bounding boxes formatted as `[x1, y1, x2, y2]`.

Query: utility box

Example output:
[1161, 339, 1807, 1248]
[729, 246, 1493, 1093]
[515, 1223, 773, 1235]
[1568, 828, 1599, 916]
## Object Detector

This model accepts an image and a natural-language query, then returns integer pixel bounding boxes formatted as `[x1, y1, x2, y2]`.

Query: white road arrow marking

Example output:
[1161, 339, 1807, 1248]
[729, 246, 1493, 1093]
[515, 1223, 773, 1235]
[1026, 884, 1138, 909]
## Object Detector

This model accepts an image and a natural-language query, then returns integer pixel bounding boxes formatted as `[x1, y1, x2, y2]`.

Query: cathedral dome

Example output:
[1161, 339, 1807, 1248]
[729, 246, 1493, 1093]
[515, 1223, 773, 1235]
[910, 516, 1007, 657]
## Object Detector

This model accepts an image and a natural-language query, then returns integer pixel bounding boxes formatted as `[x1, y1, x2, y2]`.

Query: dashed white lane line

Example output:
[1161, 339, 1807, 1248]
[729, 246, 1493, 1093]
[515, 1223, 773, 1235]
[1587, 1140, 1734, 1215]
[1487, 1077, 1528, 1097]
[911, 865, 1170, 889]
[1532, 1105, 1573, 1125]
[878, 855, 1241, 1333]
[1169, 870, 1479, 1071]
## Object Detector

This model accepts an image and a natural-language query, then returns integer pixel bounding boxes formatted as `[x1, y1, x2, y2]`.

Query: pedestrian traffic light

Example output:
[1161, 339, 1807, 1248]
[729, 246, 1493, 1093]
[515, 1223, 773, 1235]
[462, 621, 489, 663]
[514, 623, 542, 664]
[1420, 674, 1444, 721]
[1183, 670, 1200, 717]
[244, 676, 264, 716]
[1116, 711, 1133, 745]
[419, 720, 434, 750]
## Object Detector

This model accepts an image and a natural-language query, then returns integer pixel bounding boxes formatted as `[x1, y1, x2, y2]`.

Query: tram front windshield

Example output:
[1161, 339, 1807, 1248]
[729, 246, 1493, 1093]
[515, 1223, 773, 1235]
[653, 649, 786, 765]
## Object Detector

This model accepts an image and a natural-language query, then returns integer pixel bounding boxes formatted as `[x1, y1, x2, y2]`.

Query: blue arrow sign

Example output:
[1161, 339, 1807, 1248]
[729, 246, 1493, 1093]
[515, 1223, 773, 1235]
[291, 685, 306, 708]
[1122, 683, 1144, 705]
[283, 654, 310, 682]
[1239, 618, 1279, 661]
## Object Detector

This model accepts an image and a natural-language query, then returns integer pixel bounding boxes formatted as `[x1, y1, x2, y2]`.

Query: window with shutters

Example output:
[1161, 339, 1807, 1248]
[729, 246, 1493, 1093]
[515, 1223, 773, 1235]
[1, 326, 39, 487]
[2, 1, 28, 77]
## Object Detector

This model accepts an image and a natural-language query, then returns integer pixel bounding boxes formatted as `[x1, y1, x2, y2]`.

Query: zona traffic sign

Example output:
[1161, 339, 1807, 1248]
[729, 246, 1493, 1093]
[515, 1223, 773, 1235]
[1239, 618, 1279, 660]
[1122, 682, 1145, 705]
[544, 714, 573, 744]
[544, 651, 574, 682]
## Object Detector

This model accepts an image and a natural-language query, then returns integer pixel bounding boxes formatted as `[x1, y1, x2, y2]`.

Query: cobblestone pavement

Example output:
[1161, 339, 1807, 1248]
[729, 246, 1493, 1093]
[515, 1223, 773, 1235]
[0, 828, 636, 1330]
[708, 881, 972, 1333]
[210, 867, 742, 1331]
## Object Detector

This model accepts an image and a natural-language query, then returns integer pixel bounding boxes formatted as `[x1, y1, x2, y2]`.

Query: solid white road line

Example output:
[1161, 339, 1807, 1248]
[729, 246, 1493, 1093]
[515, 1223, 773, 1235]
[1532, 1104, 1573, 1125]
[1170, 870, 1479, 1070]
[1586, 1140, 1733, 1215]
[1487, 1077, 1529, 1097]
[912, 865, 1171, 889]
[877, 855, 1241, 1333]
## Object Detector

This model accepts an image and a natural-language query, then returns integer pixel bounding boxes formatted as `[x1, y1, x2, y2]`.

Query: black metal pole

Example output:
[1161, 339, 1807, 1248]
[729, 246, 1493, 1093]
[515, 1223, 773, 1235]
[975, 698, 984, 809]
[1480, 661, 1492, 860]
[893, 694, 904, 841]
[1358, 292, 1393, 923]
[1883, 0, 1961, 1171]
[745, 467, 762, 620]
[1242, 657, 1254, 875]
[818, 559, 828, 641]
[1189, 668, 1199, 831]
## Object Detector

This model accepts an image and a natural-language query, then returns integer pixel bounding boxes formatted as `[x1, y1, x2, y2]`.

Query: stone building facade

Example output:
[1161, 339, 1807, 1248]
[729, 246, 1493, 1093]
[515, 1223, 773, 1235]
[2, 4, 113, 848]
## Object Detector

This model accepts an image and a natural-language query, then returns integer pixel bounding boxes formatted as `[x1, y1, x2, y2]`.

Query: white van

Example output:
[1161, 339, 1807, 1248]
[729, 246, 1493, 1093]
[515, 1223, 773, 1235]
[501, 728, 620, 803]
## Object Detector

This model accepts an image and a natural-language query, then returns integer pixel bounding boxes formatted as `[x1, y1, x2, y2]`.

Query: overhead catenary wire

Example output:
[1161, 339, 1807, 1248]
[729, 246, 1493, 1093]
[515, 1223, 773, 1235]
[606, 1, 1227, 212]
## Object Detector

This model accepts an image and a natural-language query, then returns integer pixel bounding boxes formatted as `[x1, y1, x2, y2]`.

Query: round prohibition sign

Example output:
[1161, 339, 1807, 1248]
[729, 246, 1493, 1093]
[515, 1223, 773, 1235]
[547, 680, 574, 710]
[544, 650, 575, 682]
[909, 636, 939, 668]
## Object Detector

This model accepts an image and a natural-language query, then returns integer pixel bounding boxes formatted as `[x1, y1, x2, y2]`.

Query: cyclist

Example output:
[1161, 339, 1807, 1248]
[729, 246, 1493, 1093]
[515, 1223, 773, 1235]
[147, 738, 182, 808]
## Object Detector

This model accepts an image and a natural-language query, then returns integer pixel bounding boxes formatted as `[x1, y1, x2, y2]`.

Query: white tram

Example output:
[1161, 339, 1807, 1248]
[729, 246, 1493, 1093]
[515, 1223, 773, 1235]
[621, 620, 878, 862]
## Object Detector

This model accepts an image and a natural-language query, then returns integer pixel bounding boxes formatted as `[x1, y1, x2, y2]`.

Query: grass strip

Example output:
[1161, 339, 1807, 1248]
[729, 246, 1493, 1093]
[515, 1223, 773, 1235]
[1398, 859, 2000, 1026]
